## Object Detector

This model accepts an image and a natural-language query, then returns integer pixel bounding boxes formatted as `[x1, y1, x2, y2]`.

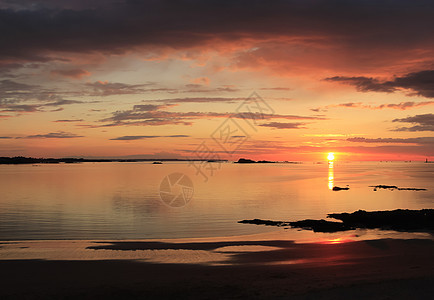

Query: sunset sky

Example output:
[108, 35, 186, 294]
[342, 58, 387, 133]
[0, 0, 433, 161]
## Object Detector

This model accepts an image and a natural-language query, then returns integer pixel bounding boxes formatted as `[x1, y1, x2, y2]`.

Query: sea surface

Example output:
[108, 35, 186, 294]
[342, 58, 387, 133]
[0, 161, 433, 240]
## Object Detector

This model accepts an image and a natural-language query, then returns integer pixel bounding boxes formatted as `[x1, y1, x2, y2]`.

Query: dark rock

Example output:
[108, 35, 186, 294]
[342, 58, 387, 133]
[370, 185, 427, 191]
[327, 209, 434, 231]
[370, 185, 399, 190]
[239, 209, 434, 233]
[239, 219, 352, 232]
[332, 186, 349, 191]
[289, 219, 353, 232]
[238, 219, 289, 226]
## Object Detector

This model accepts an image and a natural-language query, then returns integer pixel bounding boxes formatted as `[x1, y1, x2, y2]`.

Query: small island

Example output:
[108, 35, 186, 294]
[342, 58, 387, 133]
[234, 158, 276, 164]
[332, 186, 350, 191]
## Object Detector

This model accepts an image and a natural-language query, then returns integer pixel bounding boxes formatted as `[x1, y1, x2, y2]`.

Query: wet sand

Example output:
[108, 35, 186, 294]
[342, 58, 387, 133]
[0, 237, 433, 299]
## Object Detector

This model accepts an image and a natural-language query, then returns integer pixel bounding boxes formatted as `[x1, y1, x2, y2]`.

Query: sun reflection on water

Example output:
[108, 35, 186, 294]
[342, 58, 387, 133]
[328, 161, 334, 190]
[321, 237, 354, 244]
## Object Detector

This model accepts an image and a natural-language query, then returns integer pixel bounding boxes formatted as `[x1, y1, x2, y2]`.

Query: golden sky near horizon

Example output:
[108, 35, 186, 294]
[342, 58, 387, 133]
[0, 0, 433, 161]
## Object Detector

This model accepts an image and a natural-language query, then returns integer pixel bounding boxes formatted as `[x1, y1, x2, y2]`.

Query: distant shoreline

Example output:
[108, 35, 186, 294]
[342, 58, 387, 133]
[0, 156, 432, 165]
[0, 156, 228, 165]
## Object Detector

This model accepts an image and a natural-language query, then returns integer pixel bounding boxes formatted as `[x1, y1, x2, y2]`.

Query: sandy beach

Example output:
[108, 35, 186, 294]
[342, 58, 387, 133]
[1, 235, 433, 299]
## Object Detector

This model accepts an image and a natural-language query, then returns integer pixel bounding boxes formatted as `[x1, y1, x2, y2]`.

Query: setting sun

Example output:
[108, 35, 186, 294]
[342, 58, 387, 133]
[327, 152, 335, 161]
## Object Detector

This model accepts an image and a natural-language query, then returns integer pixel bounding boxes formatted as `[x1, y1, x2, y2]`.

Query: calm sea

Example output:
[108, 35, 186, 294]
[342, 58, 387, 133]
[0, 161, 433, 240]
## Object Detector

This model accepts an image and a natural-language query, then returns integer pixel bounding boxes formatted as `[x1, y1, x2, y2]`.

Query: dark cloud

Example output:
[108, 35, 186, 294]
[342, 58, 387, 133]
[23, 131, 84, 138]
[53, 119, 83, 122]
[335, 103, 361, 108]
[110, 135, 190, 140]
[325, 76, 395, 93]
[0, 79, 86, 114]
[0, 79, 35, 92]
[0, 103, 39, 112]
[0, 62, 27, 75]
[392, 113, 434, 131]
[44, 99, 83, 106]
[312, 100, 434, 111]
[85, 81, 168, 96]
[0, 0, 432, 67]
[98, 103, 324, 127]
[0, 79, 105, 117]
[110, 136, 161, 141]
[347, 137, 434, 144]
[393, 70, 434, 98]
[0, 99, 83, 113]
[132, 104, 175, 111]
[383, 101, 434, 109]
[154, 97, 246, 104]
[0, 136, 12, 139]
[85, 83, 241, 96]
[0, 79, 38, 103]
[82, 83, 241, 97]
[258, 122, 307, 129]
[0, 0, 102, 11]
[183, 85, 239, 93]
[0, 80, 179, 113]
[325, 70, 434, 98]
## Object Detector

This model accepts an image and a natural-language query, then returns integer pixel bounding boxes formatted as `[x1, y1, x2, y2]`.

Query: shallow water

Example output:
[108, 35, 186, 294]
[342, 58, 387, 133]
[0, 161, 433, 240]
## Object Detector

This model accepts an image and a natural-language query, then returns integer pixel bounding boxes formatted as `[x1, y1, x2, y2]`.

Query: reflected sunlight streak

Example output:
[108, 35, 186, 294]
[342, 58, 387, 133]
[321, 237, 354, 244]
[328, 161, 334, 190]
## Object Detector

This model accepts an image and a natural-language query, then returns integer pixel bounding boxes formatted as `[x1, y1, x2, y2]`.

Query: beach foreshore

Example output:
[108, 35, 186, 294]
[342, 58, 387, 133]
[1, 236, 433, 299]
[0, 236, 434, 299]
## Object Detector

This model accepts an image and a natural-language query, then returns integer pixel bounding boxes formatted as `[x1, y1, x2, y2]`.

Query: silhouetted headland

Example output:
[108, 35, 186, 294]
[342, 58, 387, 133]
[239, 209, 434, 233]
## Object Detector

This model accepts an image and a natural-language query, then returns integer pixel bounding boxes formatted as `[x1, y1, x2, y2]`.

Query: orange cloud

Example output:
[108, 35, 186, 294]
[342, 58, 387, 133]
[190, 77, 210, 85]
[51, 68, 91, 79]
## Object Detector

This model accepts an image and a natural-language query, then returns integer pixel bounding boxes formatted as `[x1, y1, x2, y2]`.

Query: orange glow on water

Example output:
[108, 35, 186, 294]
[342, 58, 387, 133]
[321, 238, 353, 244]
[328, 161, 334, 190]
